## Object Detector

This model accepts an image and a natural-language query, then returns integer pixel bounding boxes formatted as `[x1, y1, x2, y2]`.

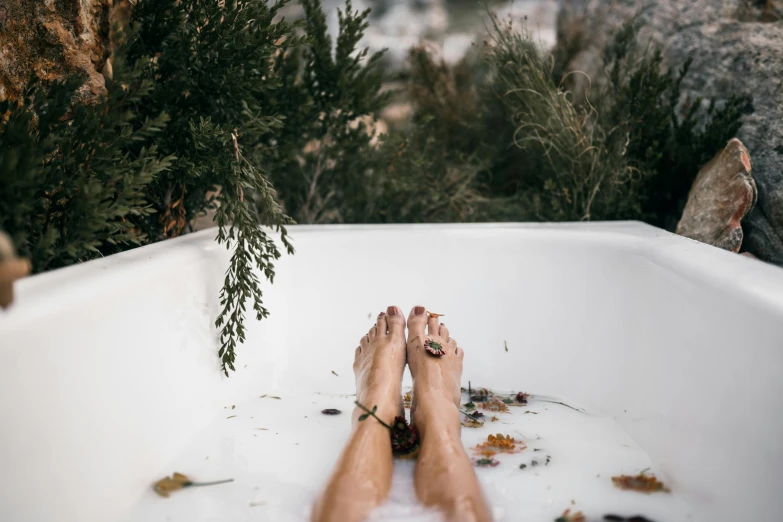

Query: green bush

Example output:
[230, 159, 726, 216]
[0, 54, 172, 273]
[0, 0, 388, 375]
[263, 0, 390, 224]
[393, 15, 750, 228]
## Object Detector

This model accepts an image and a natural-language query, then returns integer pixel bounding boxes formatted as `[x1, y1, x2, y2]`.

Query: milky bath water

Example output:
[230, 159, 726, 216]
[127, 384, 694, 522]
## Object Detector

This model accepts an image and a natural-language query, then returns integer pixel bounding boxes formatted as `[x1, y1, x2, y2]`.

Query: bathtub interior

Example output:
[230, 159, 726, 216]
[1, 223, 782, 522]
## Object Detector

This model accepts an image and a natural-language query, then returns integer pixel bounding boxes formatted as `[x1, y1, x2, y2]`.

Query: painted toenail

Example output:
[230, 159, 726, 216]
[387, 306, 397, 316]
[414, 306, 425, 315]
[378, 312, 385, 318]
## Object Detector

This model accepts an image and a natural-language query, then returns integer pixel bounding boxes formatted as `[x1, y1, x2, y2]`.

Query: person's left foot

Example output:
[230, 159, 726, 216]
[353, 306, 407, 422]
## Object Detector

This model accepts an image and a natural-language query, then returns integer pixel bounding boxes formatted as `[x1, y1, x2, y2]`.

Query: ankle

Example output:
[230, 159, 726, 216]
[353, 401, 398, 426]
[414, 396, 461, 437]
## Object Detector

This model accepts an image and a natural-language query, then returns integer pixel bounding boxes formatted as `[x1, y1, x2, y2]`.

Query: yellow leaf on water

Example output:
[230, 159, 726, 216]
[153, 472, 191, 498]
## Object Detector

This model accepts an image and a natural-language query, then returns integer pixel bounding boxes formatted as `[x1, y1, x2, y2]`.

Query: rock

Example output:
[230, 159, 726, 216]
[0, 231, 31, 309]
[0, 0, 114, 102]
[557, 0, 783, 265]
[676, 138, 757, 252]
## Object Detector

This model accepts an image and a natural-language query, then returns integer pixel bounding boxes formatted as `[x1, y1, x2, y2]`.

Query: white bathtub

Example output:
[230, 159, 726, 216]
[1, 222, 782, 522]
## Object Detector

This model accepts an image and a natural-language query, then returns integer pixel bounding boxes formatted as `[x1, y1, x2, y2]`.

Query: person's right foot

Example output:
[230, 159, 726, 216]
[406, 306, 493, 522]
[406, 305, 463, 434]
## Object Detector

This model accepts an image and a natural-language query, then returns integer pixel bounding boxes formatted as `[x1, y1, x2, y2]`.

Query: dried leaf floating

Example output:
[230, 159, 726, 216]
[604, 516, 655, 522]
[424, 338, 446, 357]
[473, 457, 500, 467]
[427, 311, 445, 318]
[321, 409, 342, 415]
[403, 392, 412, 409]
[515, 392, 530, 404]
[460, 410, 485, 428]
[555, 509, 586, 522]
[355, 401, 420, 459]
[473, 450, 500, 467]
[153, 472, 234, 498]
[612, 471, 670, 493]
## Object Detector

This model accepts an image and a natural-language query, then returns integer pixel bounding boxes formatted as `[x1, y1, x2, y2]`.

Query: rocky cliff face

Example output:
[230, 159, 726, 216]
[0, 0, 114, 101]
[558, 0, 783, 265]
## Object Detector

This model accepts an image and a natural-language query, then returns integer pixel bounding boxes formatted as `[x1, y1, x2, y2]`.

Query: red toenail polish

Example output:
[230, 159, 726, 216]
[387, 306, 397, 316]
[378, 312, 385, 318]
[414, 306, 425, 315]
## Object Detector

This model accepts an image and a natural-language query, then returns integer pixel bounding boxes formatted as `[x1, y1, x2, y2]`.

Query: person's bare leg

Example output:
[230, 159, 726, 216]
[312, 306, 407, 522]
[407, 306, 493, 522]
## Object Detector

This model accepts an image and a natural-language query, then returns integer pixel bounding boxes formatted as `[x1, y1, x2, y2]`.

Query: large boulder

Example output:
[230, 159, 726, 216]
[557, 0, 783, 265]
[0, 0, 115, 102]
[676, 138, 757, 252]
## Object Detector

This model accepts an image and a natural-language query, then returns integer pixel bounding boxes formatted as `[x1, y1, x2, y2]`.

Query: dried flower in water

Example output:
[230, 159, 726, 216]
[516, 392, 530, 404]
[321, 409, 341, 415]
[390, 416, 420, 458]
[555, 509, 586, 522]
[480, 398, 510, 413]
[427, 311, 445, 318]
[474, 433, 526, 454]
[356, 401, 420, 459]
[403, 392, 412, 409]
[612, 472, 670, 493]
[470, 388, 492, 402]
[424, 338, 446, 357]
[490, 415, 499, 422]
[153, 472, 234, 498]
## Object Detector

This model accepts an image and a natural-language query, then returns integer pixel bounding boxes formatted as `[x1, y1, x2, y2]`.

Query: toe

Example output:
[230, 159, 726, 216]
[376, 311, 388, 336]
[385, 306, 405, 338]
[360, 332, 370, 350]
[407, 305, 427, 344]
[427, 313, 440, 337]
[438, 323, 449, 339]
